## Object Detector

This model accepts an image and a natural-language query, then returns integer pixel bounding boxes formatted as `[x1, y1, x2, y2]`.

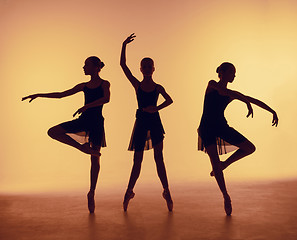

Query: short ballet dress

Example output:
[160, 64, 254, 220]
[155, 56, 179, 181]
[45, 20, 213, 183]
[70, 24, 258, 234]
[198, 88, 247, 155]
[128, 85, 165, 151]
[59, 82, 107, 148]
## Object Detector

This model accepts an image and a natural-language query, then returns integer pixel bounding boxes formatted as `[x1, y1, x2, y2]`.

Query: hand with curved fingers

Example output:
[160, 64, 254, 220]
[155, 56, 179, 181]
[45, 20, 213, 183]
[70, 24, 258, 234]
[73, 106, 87, 117]
[123, 33, 136, 45]
[272, 111, 279, 127]
[246, 103, 253, 118]
[22, 94, 39, 103]
[143, 106, 158, 113]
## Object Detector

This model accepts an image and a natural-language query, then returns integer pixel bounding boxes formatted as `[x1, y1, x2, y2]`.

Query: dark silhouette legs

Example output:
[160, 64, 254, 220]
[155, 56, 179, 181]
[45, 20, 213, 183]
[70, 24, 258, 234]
[124, 141, 173, 211]
[47, 125, 100, 157]
[126, 142, 169, 190]
[223, 140, 256, 169]
[88, 149, 101, 213]
[90, 149, 101, 192]
[126, 151, 144, 190]
[206, 139, 256, 215]
[210, 139, 256, 176]
[48, 125, 101, 213]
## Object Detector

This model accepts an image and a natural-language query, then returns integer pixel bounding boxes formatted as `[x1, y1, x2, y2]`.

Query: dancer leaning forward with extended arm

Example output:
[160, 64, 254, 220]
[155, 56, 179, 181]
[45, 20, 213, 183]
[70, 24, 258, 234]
[198, 62, 278, 215]
[22, 56, 110, 213]
[120, 33, 174, 211]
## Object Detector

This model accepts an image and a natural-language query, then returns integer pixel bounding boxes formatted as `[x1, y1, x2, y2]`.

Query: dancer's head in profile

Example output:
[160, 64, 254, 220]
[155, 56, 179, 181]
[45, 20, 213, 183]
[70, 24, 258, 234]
[140, 57, 155, 77]
[22, 55, 111, 214]
[216, 62, 236, 83]
[83, 56, 105, 76]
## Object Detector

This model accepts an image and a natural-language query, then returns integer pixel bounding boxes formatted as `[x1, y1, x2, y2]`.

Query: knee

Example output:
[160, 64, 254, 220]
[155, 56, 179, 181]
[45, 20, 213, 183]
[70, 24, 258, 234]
[48, 125, 64, 139]
[47, 126, 57, 139]
[243, 142, 256, 155]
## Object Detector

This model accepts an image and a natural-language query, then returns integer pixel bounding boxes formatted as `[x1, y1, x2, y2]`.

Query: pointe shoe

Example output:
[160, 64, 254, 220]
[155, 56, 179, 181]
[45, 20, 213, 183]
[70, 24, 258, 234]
[87, 191, 95, 213]
[224, 194, 232, 216]
[123, 190, 135, 211]
[162, 189, 173, 212]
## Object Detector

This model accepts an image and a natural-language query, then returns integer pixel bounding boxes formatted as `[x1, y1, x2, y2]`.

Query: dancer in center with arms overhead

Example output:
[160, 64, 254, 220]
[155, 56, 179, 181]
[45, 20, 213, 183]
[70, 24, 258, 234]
[120, 33, 174, 211]
[198, 62, 278, 215]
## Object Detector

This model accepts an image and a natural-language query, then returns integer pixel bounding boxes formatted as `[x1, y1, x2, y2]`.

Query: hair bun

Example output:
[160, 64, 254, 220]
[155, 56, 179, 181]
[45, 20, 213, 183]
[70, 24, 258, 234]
[216, 62, 235, 74]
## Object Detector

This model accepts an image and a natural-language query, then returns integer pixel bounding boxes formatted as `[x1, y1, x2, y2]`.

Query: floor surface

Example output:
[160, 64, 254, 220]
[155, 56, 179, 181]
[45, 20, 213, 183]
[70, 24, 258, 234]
[1, 180, 297, 240]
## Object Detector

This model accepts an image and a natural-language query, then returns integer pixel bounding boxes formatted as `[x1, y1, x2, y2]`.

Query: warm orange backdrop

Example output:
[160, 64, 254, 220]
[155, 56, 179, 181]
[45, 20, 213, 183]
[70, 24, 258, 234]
[1, 0, 296, 193]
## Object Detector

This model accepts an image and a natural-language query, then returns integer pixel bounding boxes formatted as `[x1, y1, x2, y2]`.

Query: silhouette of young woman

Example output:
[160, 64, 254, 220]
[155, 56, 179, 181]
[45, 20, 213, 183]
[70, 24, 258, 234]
[198, 62, 278, 215]
[120, 33, 174, 211]
[22, 56, 110, 213]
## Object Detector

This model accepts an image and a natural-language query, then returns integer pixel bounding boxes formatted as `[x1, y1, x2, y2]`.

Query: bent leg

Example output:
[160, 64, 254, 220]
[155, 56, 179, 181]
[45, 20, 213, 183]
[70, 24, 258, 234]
[223, 139, 256, 170]
[48, 125, 100, 156]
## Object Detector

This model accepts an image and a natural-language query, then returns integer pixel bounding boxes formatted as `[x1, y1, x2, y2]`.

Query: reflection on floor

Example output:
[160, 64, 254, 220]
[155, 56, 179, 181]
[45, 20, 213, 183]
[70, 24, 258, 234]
[1, 180, 297, 240]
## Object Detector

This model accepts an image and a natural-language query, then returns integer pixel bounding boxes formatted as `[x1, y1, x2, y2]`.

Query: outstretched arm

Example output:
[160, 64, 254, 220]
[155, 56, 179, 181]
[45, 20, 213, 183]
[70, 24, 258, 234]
[73, 81, 111, 117]
[120, 33, 139, 90]
[208, 80, 253, 118]
[143, 85, 173, 113]
[22, 83, 85, 102]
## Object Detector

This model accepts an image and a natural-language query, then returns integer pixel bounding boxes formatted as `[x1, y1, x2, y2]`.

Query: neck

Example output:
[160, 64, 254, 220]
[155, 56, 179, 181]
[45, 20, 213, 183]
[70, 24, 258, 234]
[218, 79, 228, 88]
[143, 75, 153, 81]
[90, 73, 101, 81]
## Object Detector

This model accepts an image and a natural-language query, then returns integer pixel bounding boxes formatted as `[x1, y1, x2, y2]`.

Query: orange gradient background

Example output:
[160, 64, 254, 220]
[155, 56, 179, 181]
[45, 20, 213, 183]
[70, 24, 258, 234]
[1, 0, 296, 193]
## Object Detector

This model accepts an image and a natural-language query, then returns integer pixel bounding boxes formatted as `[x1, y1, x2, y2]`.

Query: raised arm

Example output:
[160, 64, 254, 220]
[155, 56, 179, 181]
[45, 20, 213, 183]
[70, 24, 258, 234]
[142, 85, 173, 113]
[73, 80, 111, 117]
[120, 33, 139, 90]
[22, 83, 85, 103]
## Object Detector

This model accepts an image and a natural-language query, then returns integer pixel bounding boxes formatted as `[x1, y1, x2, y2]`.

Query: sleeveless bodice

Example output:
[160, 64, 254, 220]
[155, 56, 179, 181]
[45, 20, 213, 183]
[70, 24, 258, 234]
[136, 86, 159, 110]
[200, 89, 231, 127]
[81, 83, 104, 119]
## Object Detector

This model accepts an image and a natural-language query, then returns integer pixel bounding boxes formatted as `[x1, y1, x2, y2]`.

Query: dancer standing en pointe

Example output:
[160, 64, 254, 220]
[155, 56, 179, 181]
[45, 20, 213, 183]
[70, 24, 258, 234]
[120, 33, 174, 211]
[198, 62, 278, 215]
[22, 56, 110, 213]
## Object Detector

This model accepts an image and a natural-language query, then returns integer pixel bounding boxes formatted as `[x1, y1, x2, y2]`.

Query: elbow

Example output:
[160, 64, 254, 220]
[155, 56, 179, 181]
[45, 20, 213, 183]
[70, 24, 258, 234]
[120, 61, 128, 69]
[104, 96, 110, 104]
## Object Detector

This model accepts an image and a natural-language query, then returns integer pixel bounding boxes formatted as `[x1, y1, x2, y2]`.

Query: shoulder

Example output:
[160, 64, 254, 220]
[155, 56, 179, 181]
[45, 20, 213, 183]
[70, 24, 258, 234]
[205, 80, 217, 94]
[207, 80, 218, 88]
[156, 84, 165, 93]
[101, 79, 111, 88]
